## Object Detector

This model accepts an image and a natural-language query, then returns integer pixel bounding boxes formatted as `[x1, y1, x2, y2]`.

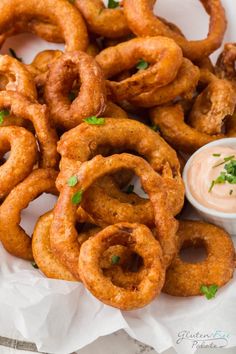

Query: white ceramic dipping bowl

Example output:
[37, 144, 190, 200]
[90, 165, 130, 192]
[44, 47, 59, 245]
[183, 138, 236, 236]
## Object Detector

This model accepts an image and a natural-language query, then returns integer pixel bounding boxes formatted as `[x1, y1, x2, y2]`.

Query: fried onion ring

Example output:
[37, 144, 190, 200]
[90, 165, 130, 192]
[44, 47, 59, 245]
[189, 78, 236, 135]
[123, 0, 227, 61]
[129, 58, 200, 108]
[45, 51, 107, 130]
[79, 223, 165, 310]
[51, 154, 178, 278]
[75, 0, 131, 39]
[150, 104, 219, 154]
[163, 220, 235, 296]
[216, 43, 236, 84]
[96, 37, 183, 101]
[0, 0, 88, 51]
[0, 91, 59, 169]
[0, 169, 58, 260]
[58, 118, 184, 219]
[0, 55, 37, 100]
[0, 126, 38, 199]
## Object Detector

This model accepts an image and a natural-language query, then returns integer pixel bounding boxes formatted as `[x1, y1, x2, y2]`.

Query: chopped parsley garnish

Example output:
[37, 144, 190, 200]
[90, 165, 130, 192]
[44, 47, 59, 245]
[83, 116, 105, 125]
[213, 155, 235, 168]
[68, 91, 76, 102]
[126, 184, 134, 194]
[67, 175, 78, 187]
[136, 59, 149, 70]
[0, 109, 10, 124]
[111, 255, 120, 265]
[108, 0, 119, 9]
[209, 157, 236, 192]
[151, 124, 160, 132]
[212, 153, 221, 157]
[71, 190, 83, 205]
[200, 284, 218, 300]
[31, 262, 39, 269]
[9, 48, 22, 62]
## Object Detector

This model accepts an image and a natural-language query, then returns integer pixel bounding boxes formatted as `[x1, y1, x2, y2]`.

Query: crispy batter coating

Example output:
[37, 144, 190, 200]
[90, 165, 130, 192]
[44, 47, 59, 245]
[150, 104, 220, 154]
[130, 59, 200, 108]
[123, 0, 227, 61]
[33, 211, 77, 281]
[0, 0, 88, 51]
[216, 43, 236, 84]
[189, 78, 236, 135]
[0, 169, 58, 260]
[0, 126, 38, 199]
[51, 154, 178, 275]
[45, 51, 107, 130]
[58, 118, 184, 220]
[79, 223, 165, 310]
[163, 220, 235, 296]
[0, 55, 37, 101]
[96, 37, 183, 101]
[0, 91, 59, 169]
[75, 0, 131, 39]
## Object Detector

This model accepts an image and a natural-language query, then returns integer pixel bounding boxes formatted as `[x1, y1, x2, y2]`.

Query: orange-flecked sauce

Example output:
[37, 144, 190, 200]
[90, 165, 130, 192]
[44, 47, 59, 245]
[188, 146, 236, 213]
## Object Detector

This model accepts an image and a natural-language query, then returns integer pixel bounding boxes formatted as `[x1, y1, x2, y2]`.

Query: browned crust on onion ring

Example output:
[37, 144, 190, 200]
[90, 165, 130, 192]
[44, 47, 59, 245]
[45, 51, 107, 130]
[0, 168, 58, 260]
[123, 0, 227, 61]
[96, 36, 183, 101]
[0, 126, 38, 199]
[79, 222, 165, 310]
[0, 91, 59, 169]
[163, 220, 235, 296]
[0, 0, 88, 51]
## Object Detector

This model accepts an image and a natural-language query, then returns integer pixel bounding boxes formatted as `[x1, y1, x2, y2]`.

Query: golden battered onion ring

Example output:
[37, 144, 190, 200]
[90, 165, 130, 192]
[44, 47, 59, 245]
[163, 220, 235, 296]
[189, 78, 236, 135]
[96, 36, 183, 101]
[75, 0, 131, 39]
[123, 0, 227, 61]
[0, 91, 59, 168]
[79, 223, 165, 310]
[0, 126, 38, 199]
[0, 0, 88, 51]
[0, 55, 37, 100]
[32, 211, 77, 281]
[150, 104, 219, 154]
[129, 58, 200, 108]
[58, 118, 184, 219]
[51, 154, 178, 278]
[103, 101, 128, 118]
[0, 169, 58, 260]
[216, 43, 236, 83]
[45, 51, 107, 130]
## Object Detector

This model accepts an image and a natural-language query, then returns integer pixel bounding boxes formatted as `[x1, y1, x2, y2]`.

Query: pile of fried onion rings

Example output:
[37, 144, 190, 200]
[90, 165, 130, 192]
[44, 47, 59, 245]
[0, 0, 234, 311]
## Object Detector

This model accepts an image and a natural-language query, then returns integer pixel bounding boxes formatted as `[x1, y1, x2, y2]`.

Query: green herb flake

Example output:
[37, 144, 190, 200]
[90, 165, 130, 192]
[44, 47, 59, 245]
[208, 180, 215, 193]
[111, 255, 120, 265]
[71, 190, 83, 205]
[67, 175, 78, 187]
[0, 109, 10, 124]
[213, 155, 235, 168]
[31, 262, 39, 269]
[200, 284, 218, 300]
[212, 153, 221, 157]
[83, 116, 105, 125]
[9, 48, 22, 62]
[151, 124, 160, 132]
[136, 59, 149, 71]
[126, 184, 134, 194]
[68, 91, 76, 102]
[108, 0, 119, 9]
[230, 189, 233, 195]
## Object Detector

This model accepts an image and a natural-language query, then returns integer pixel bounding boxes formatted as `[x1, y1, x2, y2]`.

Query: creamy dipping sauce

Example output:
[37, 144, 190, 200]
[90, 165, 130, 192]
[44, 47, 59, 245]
[188, 146, 236, 213]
